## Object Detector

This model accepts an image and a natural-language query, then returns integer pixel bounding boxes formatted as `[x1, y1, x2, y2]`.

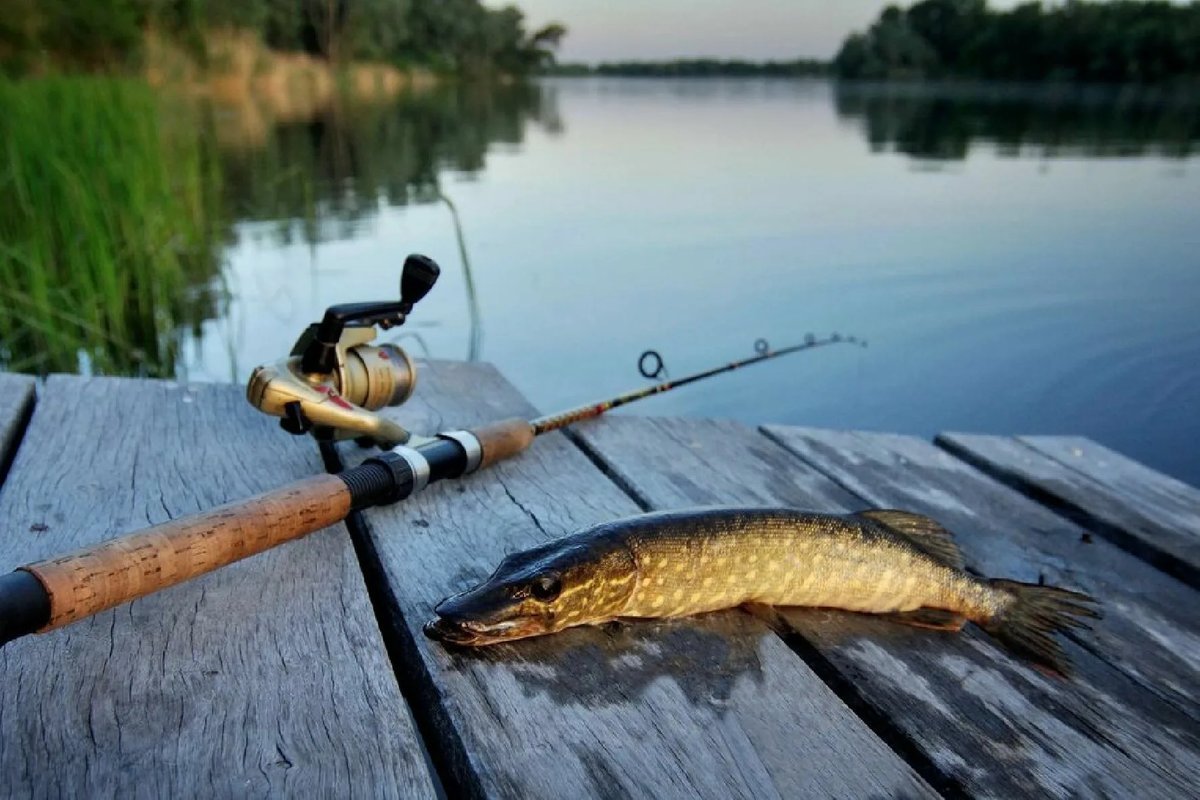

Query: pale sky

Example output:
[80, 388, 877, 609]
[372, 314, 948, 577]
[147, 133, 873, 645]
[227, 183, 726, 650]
[497, 0, 1080, 61]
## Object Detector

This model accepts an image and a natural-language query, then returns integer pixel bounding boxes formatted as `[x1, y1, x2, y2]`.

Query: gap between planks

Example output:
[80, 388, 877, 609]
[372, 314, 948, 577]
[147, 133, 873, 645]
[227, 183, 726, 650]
[343, 360, 936, 800]
[762, 425, 1200, 720]
[563, 424, 969, 798]
[0, 374, 36, 491]
[342, 491, 460, 800]
[935, 433, 1200, 591]
[0, 376, 438, 798]
[572, 415, 1200, 797]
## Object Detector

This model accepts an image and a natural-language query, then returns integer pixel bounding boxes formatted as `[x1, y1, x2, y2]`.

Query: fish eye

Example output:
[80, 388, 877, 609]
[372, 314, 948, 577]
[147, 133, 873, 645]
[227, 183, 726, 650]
[530, 575, 562, 602]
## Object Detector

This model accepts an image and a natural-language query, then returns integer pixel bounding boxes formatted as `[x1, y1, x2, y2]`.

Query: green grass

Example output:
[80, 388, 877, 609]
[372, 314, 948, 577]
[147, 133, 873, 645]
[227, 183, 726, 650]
[0, 76, 226, 376]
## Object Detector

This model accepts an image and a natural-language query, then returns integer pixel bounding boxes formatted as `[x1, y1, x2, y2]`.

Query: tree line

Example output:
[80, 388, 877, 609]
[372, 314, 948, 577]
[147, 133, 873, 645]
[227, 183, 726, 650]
[0, 0, 566, 76]
[834, 0, 1200, 82]
[545, 59, 829, 78]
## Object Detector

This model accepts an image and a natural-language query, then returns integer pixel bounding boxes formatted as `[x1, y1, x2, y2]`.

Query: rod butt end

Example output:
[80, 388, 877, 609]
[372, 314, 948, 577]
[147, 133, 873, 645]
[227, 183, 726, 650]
[0, 570, 50, 646]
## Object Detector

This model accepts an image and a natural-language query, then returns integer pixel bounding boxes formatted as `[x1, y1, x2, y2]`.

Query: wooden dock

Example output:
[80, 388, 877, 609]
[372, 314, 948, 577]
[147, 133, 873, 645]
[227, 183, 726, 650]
[0, 363, 1197, 798]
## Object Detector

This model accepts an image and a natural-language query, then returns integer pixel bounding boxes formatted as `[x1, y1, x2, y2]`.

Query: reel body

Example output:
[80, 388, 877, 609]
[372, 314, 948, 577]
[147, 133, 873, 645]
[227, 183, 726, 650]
[246, 254, 440, 447]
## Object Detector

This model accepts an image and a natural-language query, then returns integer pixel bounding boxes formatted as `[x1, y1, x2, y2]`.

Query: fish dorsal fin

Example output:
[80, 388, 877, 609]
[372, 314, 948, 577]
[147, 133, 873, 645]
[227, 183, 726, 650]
[856, 510, 965, 569]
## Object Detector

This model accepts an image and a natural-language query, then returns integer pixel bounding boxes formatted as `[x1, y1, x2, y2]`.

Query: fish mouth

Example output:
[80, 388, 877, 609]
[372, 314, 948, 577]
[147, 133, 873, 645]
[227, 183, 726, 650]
[424, 588, 549, 646]
[423, 615, 544, 647]
[423, 572, 567, 649]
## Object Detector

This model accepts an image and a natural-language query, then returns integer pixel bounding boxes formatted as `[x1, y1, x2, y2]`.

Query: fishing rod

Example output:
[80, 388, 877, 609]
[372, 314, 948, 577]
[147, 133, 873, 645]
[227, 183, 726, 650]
[0, 254, 864, 647]
[532, 335, 862, 435]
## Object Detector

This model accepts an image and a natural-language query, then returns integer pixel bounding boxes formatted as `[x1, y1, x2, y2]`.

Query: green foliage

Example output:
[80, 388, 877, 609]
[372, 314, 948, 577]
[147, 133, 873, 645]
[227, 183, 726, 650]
[0, 75, 553, 376]
[834, 0, 1200, 82]
[0, 0, 40, 75]
[0, 0, 565, 75]
[0, 0, 146, 74]
[348, 0, 413, 63]
[0, 77, 225, 375]
[218, 81, 555, 239]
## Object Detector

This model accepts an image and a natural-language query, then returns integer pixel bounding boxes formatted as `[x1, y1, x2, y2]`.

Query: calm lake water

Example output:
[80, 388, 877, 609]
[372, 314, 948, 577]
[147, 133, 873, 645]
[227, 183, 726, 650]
[56, 78, 1200, 485]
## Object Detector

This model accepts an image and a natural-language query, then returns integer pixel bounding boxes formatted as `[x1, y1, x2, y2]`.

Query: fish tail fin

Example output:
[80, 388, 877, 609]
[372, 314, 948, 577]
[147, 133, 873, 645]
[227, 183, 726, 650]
[980, 579, 1101, 677]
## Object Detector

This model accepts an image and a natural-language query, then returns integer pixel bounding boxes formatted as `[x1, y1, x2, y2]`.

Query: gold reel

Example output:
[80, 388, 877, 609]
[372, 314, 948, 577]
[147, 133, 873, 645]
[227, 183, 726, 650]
[246, 254, 440, 447]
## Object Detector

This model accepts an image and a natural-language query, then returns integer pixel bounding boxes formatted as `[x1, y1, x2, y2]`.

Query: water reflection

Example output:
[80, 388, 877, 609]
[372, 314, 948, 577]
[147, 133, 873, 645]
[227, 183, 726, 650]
[216, 81, 561, 245]
[0, 79, 227, 377]
[0, 79, 556, 376]
[5, 76, 1198, 488]
[834, 82, 1200, 160]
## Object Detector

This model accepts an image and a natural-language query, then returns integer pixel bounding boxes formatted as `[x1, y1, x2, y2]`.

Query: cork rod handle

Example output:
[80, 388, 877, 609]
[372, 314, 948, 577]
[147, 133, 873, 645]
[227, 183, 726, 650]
[473, 417, 536, 469]
[23, 474, 351, 632]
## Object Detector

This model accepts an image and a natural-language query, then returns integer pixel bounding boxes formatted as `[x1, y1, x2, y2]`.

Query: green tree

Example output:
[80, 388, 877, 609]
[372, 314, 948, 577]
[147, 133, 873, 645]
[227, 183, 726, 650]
[905, 0, 985, 71]
[0, 0, 567, 76]
[834, 5, 938, 79]
[835, 0, 1200, 82]
[350, 0, 412, 62]
[40, 0, 145, 70]
[0, 0, 42, 74]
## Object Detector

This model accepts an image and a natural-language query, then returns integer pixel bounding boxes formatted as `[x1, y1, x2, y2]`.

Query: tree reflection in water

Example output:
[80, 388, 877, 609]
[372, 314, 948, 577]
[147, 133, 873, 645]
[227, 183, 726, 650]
[833, 82, 1199, 161]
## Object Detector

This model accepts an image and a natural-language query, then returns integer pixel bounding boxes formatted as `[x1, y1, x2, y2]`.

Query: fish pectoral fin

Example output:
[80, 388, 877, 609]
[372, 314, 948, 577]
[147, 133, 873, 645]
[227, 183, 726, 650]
[856, 509, 966, 569]
[880, 607, 967, 632]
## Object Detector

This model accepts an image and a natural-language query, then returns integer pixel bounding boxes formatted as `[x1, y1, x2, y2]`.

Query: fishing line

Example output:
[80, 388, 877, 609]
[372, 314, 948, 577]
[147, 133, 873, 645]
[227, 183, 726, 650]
[531, 333, 867, 436]
[438, 191, 483, 362]
[0, 250, 870, 647]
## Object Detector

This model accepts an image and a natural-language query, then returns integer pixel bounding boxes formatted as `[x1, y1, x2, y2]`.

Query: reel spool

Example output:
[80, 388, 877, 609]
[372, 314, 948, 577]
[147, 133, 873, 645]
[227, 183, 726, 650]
[246, 254, 440, 448]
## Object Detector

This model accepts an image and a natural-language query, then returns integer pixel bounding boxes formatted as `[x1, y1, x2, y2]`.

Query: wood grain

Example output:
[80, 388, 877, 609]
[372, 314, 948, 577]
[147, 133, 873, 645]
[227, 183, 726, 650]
[0, 375, 435, 798]
[937, 433, 1200, 588]
[346, 360, 934, 799]
[575, 416, 1200, 797]
[26, 473, 350, 629]
[764, 427, 1200, 713]
[0, 373, 35, 483]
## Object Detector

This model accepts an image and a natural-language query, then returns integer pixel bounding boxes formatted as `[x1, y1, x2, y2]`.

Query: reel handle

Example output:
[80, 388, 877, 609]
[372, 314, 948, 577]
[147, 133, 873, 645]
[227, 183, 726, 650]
[399, 254, 440, 310]
[301, 254, 440, 374]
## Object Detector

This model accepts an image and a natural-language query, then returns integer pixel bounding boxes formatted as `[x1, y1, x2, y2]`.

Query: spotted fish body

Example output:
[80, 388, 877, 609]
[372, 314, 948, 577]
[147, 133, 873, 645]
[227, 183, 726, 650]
[613, 509, 998, 620]
[426, 507, 1099, 675]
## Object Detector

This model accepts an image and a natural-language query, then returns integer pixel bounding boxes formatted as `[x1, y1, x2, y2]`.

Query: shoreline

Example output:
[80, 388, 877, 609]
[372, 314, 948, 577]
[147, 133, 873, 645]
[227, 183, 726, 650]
[142, 30, 438, 108]
[539, 73, 1200, 101]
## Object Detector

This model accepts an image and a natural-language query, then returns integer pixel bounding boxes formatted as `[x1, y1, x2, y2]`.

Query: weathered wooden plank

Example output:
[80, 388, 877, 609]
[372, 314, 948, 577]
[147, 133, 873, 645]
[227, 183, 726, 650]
[0, 376, 436, 798]
[575, 417, 1200, 797]
[0, 373, 35, 484]
[765, 427, 1200, 708]
[348, 361, 934, 799]
[937, 433, 1200, 588]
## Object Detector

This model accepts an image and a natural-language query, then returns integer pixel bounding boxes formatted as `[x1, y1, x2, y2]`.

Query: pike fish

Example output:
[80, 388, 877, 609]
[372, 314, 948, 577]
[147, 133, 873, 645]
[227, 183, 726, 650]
[425, 508, 1100, 675]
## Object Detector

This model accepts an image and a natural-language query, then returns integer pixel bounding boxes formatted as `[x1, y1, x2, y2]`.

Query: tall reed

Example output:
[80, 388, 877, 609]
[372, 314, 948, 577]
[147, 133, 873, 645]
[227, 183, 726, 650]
[0, 77, 226, 376]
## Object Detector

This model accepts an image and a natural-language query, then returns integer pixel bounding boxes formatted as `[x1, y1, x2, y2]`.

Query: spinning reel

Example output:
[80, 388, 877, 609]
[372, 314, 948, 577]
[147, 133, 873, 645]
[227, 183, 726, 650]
[246, 254, 440, 448]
